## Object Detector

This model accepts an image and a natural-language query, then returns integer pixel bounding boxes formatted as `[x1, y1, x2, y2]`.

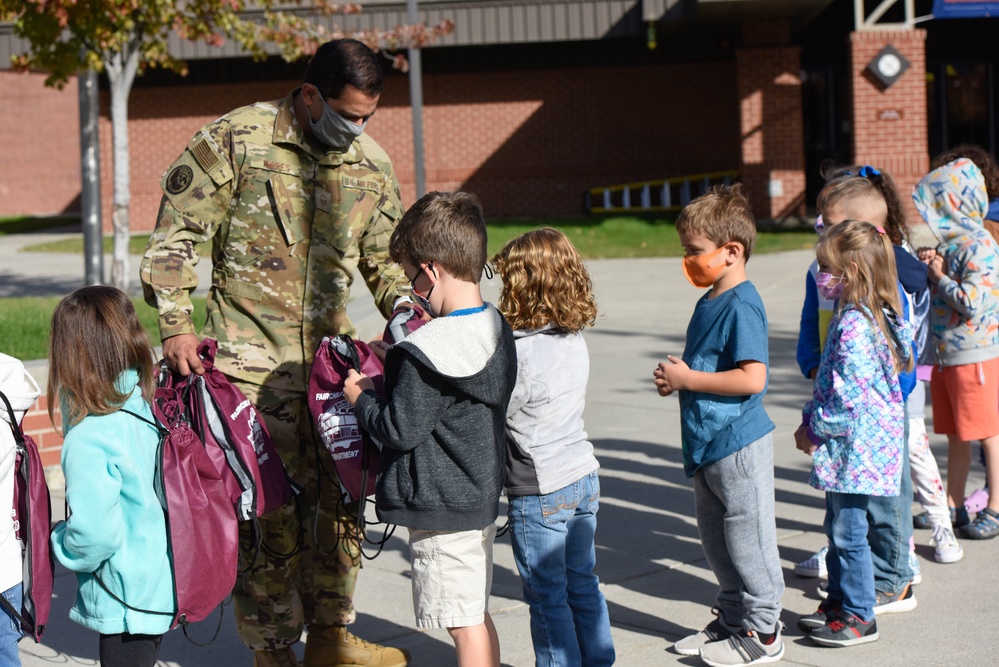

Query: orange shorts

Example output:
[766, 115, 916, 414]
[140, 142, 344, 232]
[930, 359, 999, 441]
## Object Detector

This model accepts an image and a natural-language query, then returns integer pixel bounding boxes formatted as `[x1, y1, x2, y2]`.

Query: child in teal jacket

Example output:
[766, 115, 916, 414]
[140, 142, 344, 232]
[48, 287, 174, 667]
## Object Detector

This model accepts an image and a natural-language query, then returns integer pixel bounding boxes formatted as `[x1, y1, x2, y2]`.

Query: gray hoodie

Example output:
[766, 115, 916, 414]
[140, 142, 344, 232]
[504, 327, 599, 496]
[354, 304, 517, 531]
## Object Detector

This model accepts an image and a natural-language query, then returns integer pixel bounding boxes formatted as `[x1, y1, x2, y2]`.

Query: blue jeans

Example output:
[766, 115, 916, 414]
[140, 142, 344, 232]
[866, 415, 913, 594]
[508, 472, 615, 667]
[824, 492, 876, 621]
[0, 583, 22, 666]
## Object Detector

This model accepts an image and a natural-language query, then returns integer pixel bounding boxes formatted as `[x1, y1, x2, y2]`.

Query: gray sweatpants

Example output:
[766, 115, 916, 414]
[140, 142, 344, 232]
[692, 434, 785, 633]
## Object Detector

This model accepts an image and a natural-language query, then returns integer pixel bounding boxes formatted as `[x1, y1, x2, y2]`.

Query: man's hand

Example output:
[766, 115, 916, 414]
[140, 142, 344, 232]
[653, 355, 689, 397]
[343, 369, 375, 406]
[163, 333, 204, 376]
[794, 424, 818, 455]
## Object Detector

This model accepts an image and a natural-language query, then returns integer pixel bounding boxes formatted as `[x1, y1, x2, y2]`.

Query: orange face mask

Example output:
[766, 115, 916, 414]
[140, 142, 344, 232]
[682, 245, 728, 288]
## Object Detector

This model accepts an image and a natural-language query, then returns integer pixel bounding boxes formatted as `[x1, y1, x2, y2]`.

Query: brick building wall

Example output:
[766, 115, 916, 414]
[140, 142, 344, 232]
[0, 71, 82, 218]
[736, 20, 807, 223]
[850, 29, 929, 225]
[20, 393, 63, 469]
[88, 61, 738, 230]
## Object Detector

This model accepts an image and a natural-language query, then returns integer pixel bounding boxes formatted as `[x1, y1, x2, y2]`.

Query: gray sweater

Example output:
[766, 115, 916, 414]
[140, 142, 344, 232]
[354, 304, 517, 531]
[504, 327, 599, 496]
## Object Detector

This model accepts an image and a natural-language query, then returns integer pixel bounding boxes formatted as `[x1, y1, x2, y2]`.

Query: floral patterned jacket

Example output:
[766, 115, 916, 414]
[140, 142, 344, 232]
[803, 304, 912, 496]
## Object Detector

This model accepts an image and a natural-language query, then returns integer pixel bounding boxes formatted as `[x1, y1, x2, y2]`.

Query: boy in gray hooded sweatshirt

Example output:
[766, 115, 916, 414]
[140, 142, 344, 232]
[344, 191, 517, 667]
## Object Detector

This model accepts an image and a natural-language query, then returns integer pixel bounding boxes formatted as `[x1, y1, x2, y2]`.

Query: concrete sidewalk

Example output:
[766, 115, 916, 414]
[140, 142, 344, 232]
[4, 235, 995, 666]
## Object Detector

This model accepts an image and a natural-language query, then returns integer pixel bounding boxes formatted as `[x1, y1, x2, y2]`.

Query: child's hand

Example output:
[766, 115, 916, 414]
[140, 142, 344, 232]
[368, 339, 390, 362]
[343, 369, 374, 406]
[653, 356, 689, 396]
[794, 424, 817, 455]
[917, 247, 937, 263]
[926, 254, 946, 284]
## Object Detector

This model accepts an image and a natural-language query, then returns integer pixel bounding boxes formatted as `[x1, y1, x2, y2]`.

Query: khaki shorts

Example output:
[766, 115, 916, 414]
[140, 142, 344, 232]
[931, 359, 999, 441]
[408, 523, 496, 629]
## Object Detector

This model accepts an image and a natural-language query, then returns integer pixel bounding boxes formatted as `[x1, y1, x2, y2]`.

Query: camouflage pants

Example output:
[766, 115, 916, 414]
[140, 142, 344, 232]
[232, 380, 361, 651]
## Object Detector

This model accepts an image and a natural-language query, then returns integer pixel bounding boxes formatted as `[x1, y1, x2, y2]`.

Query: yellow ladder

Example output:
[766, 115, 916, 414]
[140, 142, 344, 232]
[587, 170, 739, 214]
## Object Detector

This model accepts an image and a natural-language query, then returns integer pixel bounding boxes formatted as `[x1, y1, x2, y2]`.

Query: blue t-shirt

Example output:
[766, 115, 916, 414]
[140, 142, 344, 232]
[678, 280, 775, 477]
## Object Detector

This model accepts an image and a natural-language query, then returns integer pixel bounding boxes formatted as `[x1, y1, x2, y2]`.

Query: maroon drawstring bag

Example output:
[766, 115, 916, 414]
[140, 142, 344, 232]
[308, 336, 385, 503]
[196, 338, 292, 520]
[160, 339, 292, 520]
[307, 307, 426, 503]
[0, 389, 53, 643]
[121, 388, 238, 630]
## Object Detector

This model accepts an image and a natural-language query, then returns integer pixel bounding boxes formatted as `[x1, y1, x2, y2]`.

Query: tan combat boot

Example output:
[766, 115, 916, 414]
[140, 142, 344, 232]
[253, 646, 301, 667]
[303, 625, 410, 667]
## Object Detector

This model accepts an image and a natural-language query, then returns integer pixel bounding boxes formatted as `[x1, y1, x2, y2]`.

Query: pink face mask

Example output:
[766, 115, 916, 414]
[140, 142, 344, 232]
[815, 271, 845, 300]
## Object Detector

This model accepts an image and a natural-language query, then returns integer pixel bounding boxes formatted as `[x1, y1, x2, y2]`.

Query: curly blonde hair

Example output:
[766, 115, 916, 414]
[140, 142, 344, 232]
[492, 228, 597, 333]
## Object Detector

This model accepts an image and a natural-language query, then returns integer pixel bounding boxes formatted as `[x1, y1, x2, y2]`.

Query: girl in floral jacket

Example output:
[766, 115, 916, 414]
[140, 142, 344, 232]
[794, 220, 913, 648]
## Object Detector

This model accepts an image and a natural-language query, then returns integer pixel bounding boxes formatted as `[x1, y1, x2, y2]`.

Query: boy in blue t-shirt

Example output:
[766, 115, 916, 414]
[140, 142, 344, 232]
[654, 184, 785, 666]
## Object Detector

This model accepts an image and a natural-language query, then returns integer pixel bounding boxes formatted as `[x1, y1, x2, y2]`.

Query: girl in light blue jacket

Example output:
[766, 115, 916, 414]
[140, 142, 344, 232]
[47, 287, 174, 667]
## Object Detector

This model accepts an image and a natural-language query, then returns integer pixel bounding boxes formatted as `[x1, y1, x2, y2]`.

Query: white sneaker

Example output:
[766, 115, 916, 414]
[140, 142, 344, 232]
[794, 546, 828, 578]
[932, 524, 964, 564]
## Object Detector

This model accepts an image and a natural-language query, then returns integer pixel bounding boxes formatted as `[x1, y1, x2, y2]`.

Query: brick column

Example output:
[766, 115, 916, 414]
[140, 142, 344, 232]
[850, 29, 929, 226]
[736, 20, 806, 224]
[20, 395, 64, 469]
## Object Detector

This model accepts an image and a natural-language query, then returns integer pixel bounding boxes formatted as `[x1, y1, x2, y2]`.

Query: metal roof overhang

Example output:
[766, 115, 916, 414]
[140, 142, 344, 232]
[0, 0, 836, 69]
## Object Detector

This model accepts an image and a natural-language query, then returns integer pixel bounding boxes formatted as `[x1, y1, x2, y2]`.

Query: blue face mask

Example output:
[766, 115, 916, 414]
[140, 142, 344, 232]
[309, 91, 366, 151]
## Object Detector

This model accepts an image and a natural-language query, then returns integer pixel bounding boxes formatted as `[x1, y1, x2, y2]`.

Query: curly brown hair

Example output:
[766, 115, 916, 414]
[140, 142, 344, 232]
[932, 144, 999, 200]
[492, 228, 597, 333]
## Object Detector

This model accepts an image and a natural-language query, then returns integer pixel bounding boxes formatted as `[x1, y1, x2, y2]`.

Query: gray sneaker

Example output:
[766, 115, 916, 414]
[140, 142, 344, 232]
[673, 608, 739, 656]
[699, 624, 785, 666]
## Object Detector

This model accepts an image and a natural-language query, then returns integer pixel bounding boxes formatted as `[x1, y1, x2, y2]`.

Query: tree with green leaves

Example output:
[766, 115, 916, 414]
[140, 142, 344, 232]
[2, 0, 452, 291]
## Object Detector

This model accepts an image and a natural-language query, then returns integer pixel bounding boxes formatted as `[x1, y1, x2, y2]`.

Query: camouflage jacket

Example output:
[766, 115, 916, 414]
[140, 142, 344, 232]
[141, 90, 408, 392]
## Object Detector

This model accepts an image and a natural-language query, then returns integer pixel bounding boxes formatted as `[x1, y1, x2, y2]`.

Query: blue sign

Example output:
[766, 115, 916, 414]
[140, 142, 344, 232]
[933, 0, 999, 18]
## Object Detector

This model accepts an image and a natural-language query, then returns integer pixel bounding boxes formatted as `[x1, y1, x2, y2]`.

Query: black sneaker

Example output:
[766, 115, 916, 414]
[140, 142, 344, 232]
[809, 613, 879, 647]
[952, 506, 971, 528]
[797, 598, 841, 634]
[959, 507, 999, 540]
[873, 582, 917, 615]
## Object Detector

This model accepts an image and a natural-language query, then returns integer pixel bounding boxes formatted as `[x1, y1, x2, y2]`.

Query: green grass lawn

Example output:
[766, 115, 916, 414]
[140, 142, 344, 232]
[19, 215, 817, 259]
[5, 215, 815, 361]
[0, 296, 207, 362]
[0, 216, 78, 237]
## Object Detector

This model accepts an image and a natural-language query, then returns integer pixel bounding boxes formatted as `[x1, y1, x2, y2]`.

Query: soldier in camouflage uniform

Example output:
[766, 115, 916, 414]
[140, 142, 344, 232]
[140, 40, 411, 667]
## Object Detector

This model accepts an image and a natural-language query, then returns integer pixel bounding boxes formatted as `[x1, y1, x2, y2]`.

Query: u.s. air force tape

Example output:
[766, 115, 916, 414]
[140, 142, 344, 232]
[166, 165, 193, 195]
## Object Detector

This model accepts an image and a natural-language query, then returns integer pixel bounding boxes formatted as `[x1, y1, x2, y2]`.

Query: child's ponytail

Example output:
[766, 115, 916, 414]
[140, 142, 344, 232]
[857, 166, 909, 247]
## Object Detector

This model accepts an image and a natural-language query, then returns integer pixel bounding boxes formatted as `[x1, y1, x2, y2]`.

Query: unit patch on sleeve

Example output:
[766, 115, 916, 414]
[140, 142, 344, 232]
[165, 165, 194, 195]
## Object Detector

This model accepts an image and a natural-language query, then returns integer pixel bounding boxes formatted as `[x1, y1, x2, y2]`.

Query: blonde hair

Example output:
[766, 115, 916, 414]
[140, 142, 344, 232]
[675, 184, 756, 259]
[817, 166, 908, 246]
[47, 286, 156, 429]
[492, 228, 597, 332]
[816, 220, 913, 375]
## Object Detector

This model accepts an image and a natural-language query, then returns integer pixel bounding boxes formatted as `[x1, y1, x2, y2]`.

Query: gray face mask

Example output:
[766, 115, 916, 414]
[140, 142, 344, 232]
[309, 91, 367, 151]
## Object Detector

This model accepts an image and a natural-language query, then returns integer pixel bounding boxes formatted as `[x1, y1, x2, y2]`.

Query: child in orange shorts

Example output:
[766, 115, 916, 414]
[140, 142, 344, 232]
[914, 158, 999, 540]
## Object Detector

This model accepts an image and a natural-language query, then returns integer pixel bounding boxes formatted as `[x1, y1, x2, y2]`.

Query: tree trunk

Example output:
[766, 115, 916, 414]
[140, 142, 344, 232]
[105, 43, 140, 292]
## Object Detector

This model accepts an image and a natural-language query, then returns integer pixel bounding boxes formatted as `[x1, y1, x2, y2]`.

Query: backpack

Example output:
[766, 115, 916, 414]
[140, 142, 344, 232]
[117, 384, 239, 634]
[0, 389, 53, 643]
[308, 336, 385, 504]
[167, 339, 293, 521]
